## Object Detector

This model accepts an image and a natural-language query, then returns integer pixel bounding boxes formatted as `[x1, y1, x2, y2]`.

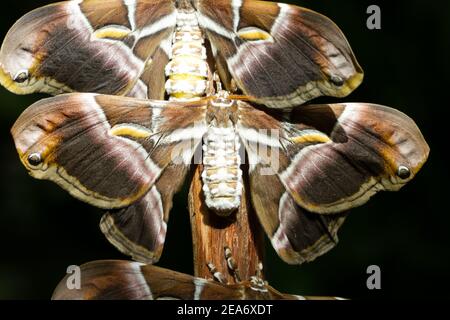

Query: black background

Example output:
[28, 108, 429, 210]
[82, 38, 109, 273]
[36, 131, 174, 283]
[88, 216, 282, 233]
[0, 0, 448, 299]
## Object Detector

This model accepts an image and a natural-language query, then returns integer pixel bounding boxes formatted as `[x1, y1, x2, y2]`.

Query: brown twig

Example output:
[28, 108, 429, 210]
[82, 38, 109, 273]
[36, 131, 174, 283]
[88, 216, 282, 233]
[188, 166, 265, 283]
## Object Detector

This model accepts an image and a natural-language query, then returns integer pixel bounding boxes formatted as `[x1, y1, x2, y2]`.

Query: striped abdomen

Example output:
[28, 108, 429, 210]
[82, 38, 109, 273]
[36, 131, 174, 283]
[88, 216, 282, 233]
[165, 8, 208, 100]
[202, 126, 243, 215]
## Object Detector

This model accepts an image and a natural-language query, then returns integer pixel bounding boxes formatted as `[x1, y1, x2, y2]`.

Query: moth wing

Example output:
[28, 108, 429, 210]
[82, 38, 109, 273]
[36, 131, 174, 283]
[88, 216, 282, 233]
[237, 102, 345, 264]
[249, 164, 346, 265]
[237, 100, 428, 263]
[52, 260, 162, 300]
[100, 163, 189, 264]
[0, 0, 176, 99]
[279, 103, 429, 214]
[52, 260, 243, 300]
[197, 0, 363, 108]
[12, 93, 207, 263]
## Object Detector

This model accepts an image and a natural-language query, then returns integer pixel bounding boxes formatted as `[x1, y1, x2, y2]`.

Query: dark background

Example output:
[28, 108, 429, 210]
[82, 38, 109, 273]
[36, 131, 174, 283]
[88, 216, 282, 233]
[0, 0, 448, 299]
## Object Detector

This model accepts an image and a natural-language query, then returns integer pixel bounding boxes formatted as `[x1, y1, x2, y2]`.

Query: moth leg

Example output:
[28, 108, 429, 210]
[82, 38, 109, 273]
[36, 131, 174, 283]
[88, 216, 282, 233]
[249, 275, 269, 292]
[224, 246, 241, 283]
[248, 262, 269, 292]
[207, 262, 227, 284]
[255, 262, 264, 280]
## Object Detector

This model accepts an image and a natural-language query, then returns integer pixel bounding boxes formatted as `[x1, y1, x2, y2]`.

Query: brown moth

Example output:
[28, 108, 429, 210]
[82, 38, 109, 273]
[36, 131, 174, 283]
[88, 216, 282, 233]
[0, 0, 363, 106]
[10, 92, 429, 264]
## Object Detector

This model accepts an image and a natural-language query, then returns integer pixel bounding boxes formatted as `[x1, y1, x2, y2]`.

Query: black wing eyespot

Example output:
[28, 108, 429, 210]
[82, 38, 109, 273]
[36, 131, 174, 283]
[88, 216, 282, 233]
[396, 165, 411, 180]
[13, 70, 29, 83]
[330, 75, 344, 87]
[27, 153, 42, 167]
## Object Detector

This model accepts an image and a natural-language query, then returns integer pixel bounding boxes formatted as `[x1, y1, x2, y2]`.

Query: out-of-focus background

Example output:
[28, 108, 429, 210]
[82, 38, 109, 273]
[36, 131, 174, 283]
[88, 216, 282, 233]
[0, 0, 447, 299]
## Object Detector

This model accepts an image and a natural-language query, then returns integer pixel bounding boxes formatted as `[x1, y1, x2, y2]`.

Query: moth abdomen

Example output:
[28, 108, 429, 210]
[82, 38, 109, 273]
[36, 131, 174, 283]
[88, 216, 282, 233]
[165, 7, 208, 100]
[202, 126, 243, 215]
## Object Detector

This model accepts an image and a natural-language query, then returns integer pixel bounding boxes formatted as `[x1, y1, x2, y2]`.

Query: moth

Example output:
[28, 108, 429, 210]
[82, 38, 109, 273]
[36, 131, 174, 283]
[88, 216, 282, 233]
[11, 92, 429, 265]
[0, 0, 363, 107]
[51, 259, 341, 300]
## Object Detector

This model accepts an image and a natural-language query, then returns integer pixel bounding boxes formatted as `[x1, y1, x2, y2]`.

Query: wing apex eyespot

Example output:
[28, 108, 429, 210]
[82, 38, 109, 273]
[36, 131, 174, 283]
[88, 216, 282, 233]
[396, 165, 411, 180]
[27, 153, 42, 167]
[13, 69, 29, 83]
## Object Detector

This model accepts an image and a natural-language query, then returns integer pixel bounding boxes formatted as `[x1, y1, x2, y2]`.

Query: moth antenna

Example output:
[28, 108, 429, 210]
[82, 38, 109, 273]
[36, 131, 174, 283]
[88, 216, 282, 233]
[207, 262, 227, 284]
[224, 246, 241, 283]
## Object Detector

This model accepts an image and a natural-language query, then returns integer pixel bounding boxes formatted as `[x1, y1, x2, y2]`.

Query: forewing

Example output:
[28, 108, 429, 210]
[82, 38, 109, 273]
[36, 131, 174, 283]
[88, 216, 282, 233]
[279, 103, 430, 214]
[51, 260, 244, 300]
[0, 0, 176, 98]
[196, 0, 363, 108]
